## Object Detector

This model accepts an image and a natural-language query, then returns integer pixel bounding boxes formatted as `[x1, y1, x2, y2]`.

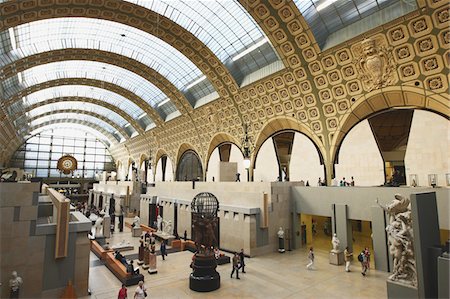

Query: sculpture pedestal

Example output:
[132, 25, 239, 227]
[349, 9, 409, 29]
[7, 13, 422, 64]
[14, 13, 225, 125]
[329, 251, 344, 265]
[142, 249, 150, 270]
[278, 238, 285, 253]
[387, 280, 418, 299]
[137, 246, 144, 265]
[189, 253, 220, 292]
[132, 227, 142, 237]
[148, 253, 157, 274]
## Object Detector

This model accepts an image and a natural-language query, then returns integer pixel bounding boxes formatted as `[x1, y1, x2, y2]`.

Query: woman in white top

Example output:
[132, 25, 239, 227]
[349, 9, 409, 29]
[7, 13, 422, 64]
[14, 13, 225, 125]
[134, 281, 146, 299]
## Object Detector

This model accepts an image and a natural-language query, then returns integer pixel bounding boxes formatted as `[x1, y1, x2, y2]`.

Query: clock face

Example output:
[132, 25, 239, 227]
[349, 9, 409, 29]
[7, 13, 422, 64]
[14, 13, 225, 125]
[57, 155, 77, 175]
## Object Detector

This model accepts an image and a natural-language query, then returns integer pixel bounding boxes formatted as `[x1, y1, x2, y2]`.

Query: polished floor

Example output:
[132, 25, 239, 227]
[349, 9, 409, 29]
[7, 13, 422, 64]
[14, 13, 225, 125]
[82, 222, 388, 299]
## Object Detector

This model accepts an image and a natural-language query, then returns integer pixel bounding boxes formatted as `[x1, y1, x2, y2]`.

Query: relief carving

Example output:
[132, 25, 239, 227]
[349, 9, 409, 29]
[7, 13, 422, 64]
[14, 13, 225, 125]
[353, 37, 397, 91]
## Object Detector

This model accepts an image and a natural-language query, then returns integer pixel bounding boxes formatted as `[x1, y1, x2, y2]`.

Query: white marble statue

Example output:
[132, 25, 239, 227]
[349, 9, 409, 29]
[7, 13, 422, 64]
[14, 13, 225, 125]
[157, 215, 163, 232]
[9, 271, 23, 298]
[132, 215, 141, 228]
[331, 233, 340, 252]
[89, 216, 104, 239]
[377, 195, 417, 287]
[277, 227, 284, 239]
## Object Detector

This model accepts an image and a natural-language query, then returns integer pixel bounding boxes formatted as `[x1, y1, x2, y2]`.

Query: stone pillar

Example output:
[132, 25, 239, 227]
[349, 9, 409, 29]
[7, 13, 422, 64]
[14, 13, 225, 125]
[332, 204, 352, 252]
[370, 206, 390, 272]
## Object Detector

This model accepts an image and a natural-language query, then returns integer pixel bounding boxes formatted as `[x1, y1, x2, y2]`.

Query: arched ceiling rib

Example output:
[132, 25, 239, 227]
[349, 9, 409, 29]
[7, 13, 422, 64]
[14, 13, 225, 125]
[1, 49, 194, 114]
[28, 124, 116, 147]
[20, 103, 137, 136]
[6, 85, 147, 120]
[21, 119, 120, 146]
[0, 1, 240, 98]
[3, 78, 163, 126]
[18, 109, 130, 140]
[18, 112, 126, 141]
[10, 97, 144, 134]
[1, 60, 181, 119]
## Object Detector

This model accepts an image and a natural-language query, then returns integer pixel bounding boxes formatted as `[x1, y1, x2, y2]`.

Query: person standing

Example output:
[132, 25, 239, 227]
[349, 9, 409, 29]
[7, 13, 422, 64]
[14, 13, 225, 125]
[364, 247, 371, 274]
[306, 247, 314, 270]
[134, 281, 146, 299]
[118, 284, 127, 299]
[344, 247, 353, 272]
[238, 248, 246, 273]
[160, 240, 167, 261]
[9, 271, 23, 298]
[230, 253, 240, 279]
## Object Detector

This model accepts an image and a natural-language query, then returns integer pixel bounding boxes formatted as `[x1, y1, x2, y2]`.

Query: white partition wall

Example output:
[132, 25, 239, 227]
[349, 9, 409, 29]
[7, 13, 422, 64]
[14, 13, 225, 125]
[335, 120, 384, 186]
[405, 110, 450, 187]
[290, 132, 324, 184]
[206, 148, 220, 182]
[155, 156, 174, 182]
[229, 145, 247, 182]
[253, 138, 278, 182]
[206, 144, 247, 182]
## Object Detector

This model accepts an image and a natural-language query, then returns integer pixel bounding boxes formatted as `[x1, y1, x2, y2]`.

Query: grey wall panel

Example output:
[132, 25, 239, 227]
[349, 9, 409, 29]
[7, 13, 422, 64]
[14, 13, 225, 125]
[411, 192, 440, 299]
[371, 206, 390, 272]
[335, 204, 351, 252]
[290, 187, 449, 230]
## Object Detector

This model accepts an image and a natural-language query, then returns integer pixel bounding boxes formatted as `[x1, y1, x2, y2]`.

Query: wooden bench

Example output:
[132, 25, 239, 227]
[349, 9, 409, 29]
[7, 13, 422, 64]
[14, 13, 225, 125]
[124, 222, 157, 233]
[90, 240, 112, 260]
[104, 252, 144, 286]
[185, 240, 197, 252]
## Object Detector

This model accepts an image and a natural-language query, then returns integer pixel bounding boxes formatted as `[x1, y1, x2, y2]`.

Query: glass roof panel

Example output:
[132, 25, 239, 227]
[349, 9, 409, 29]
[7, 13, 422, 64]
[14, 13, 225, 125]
[293, 0, 418, 49]
[28, 113, 120, 136]
[1, 60, 175, 110]
[8, 85, 146, 119]
[29, 125, 113, 147]
[127, 0, 264, 62]
[0, 18, 206, 89]
[25, 102, 131, 128]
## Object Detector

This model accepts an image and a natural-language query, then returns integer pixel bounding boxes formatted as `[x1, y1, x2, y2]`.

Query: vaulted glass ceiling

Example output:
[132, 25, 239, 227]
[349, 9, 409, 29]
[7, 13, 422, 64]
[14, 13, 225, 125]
[293, 0, 418, 49]
[0, 18, 216, 104]
[126, 0, 280, 83]
[20, 113, 125, 142]
[30, 125, 114, 147]
[23, 102, 134, 133]
[7, 85, 146, 120]
[1, 60, 179, 117]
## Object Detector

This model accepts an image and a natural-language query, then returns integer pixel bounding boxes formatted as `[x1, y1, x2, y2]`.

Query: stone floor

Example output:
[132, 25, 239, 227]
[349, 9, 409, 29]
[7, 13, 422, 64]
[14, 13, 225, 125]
[82, 222, 388, 299]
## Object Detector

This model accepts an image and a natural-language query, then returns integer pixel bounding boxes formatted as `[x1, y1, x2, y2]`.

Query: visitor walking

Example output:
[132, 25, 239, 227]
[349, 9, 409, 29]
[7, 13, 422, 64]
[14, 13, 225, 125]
[239, 248, 246, 273]
[134, 281, 147, 299]
[230, 252, 240, 279]
[344, 247, 353, 272]
[160, 240, 167, 261]
[363, 247, 371, 274]
[118, 284, 127, 299]
[306, 247, 314, 270]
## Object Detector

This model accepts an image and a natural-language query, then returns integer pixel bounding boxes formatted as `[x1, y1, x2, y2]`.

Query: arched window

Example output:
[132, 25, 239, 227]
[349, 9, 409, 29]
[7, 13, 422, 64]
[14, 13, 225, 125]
[176, 150, 203, 181]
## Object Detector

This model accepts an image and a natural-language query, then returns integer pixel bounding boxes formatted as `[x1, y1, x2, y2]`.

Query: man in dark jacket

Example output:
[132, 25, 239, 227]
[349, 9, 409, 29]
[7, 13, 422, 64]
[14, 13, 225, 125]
[239, 248, 246, 273]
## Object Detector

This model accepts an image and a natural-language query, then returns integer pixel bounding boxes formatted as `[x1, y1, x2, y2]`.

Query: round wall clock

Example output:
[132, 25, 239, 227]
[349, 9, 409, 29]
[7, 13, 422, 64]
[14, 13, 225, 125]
[57, 155, 78, 175]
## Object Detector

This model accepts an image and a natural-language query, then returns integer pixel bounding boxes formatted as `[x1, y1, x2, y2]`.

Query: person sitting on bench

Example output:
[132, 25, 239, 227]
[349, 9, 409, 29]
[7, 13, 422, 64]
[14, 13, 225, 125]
[126, 260, 140, 275]
[115, 251, 128, 266]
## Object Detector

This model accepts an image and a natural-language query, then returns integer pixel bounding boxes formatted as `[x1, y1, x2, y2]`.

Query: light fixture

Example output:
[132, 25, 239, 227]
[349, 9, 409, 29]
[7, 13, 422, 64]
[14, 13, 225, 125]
[242, 123, 252, 169]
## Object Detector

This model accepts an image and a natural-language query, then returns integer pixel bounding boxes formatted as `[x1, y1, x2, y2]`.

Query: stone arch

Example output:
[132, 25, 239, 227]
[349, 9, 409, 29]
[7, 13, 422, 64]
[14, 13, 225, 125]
[139, 154, 149, 169]
[2, 49, 193, 114]
[175, 143, 201, 172]
[154, 148, 169, 168]
[330, 87, 449, 165]
[205, 132, 243, 170]
[18, 97, 144, 134]
[4, 78, 164, 126]
[253, 116, 326, 169]
[23, 109, 129, 140]
[0, 0, 238, 97]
